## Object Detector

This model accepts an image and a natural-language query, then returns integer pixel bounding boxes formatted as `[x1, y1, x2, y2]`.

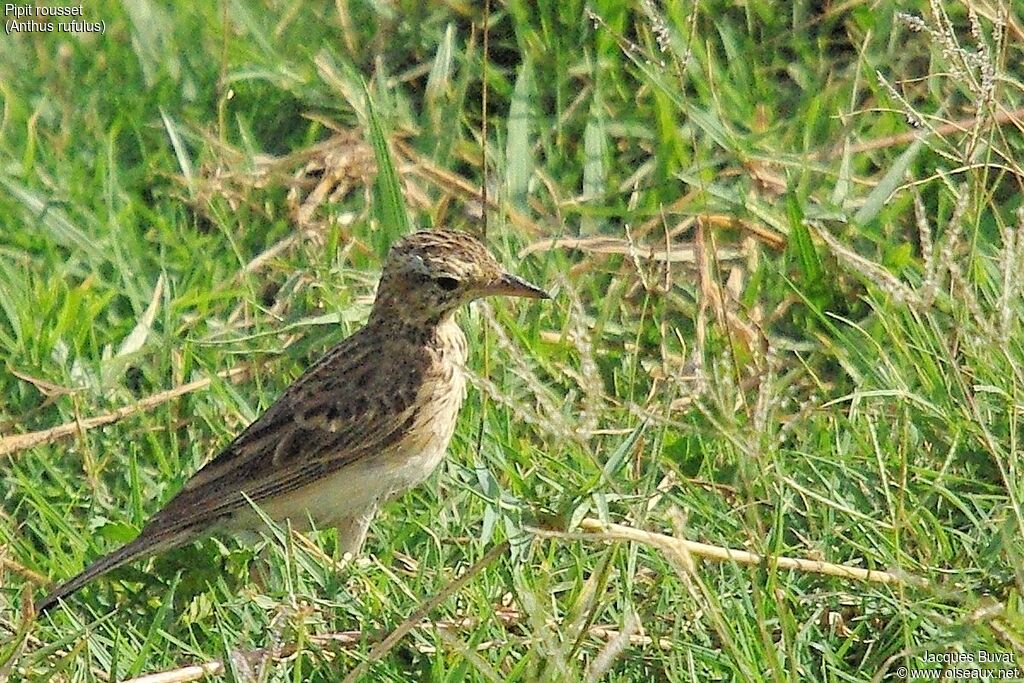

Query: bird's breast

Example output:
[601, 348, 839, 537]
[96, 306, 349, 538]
[259, 323, 468, 529]
[388, 323, 467, 492]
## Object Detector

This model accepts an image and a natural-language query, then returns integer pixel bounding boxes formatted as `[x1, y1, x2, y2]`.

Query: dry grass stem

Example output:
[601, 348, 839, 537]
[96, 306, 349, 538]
[820, 105, 1024, 159]
[519, 235, 747, 264]
[392, 138, 544, 236]
[1, 557, 50, 586]
[586, 610, 641, 682]
[115, 604, 672, 683]
[572, 518, 924, 587]
[0, 365, 252, 458]
[121, 661, 224, 683]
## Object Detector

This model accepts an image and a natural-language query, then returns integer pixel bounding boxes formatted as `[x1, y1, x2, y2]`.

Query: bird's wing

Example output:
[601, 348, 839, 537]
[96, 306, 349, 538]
[37, 329, 429, 612]
[143, 328, 426, 537]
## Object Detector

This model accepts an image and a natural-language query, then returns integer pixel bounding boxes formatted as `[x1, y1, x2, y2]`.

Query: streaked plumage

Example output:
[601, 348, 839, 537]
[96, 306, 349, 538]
[38, 229, 548, 612]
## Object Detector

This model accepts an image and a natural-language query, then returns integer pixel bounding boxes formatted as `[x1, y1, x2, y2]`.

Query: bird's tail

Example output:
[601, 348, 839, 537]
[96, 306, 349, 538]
[36, 532, 177, 613]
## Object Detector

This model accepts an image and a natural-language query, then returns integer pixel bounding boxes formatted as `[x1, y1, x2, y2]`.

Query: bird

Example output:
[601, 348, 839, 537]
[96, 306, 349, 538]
[37, 229, 549, 612]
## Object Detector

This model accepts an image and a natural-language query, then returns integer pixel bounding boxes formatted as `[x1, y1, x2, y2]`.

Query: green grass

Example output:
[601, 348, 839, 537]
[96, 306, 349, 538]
[2, 0, 1023, 680]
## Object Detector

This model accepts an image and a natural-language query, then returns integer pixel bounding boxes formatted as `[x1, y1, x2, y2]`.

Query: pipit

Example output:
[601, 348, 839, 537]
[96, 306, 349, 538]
[38, 229, 549, 612]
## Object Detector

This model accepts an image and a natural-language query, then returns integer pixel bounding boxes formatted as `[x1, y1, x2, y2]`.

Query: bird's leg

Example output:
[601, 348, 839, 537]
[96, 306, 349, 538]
[335, 503, 377, 559]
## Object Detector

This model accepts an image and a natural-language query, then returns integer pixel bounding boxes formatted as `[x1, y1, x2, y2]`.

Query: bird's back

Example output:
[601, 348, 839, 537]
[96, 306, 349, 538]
[249, 317, 468, 528]
[145, 317, 467, 537]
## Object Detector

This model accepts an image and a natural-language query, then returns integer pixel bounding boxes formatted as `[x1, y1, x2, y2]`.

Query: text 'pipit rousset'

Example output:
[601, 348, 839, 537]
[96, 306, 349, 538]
[5, 3, 85, 16]
[38, 230, 550, 612]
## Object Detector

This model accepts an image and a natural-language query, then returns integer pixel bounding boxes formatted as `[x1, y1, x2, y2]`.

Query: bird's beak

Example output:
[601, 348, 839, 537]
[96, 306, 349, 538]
[483, 272, 551, 299]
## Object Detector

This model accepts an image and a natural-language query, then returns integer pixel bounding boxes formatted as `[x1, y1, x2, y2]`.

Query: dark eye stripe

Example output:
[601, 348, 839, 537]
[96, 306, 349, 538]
[435, 276, 459, 291]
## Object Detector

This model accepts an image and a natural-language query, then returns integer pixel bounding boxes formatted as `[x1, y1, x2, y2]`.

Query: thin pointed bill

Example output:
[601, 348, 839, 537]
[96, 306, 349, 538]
[484, 272, 551, 299]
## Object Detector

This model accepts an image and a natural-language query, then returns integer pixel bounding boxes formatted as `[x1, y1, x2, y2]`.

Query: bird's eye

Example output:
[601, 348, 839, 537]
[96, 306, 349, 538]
[435, 276, 460, 291]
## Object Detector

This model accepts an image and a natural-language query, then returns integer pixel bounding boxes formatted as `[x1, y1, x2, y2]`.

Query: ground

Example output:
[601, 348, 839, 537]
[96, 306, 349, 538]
[1, 1, 1023, 681]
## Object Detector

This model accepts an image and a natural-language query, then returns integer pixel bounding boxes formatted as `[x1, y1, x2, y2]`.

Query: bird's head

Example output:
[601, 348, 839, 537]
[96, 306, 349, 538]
[371, 230, 549, 326]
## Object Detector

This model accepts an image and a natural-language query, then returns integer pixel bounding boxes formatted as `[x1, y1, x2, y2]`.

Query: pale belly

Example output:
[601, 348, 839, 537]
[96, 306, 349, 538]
[257, 441, 447, 529]
[252, 372, 465, 530]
